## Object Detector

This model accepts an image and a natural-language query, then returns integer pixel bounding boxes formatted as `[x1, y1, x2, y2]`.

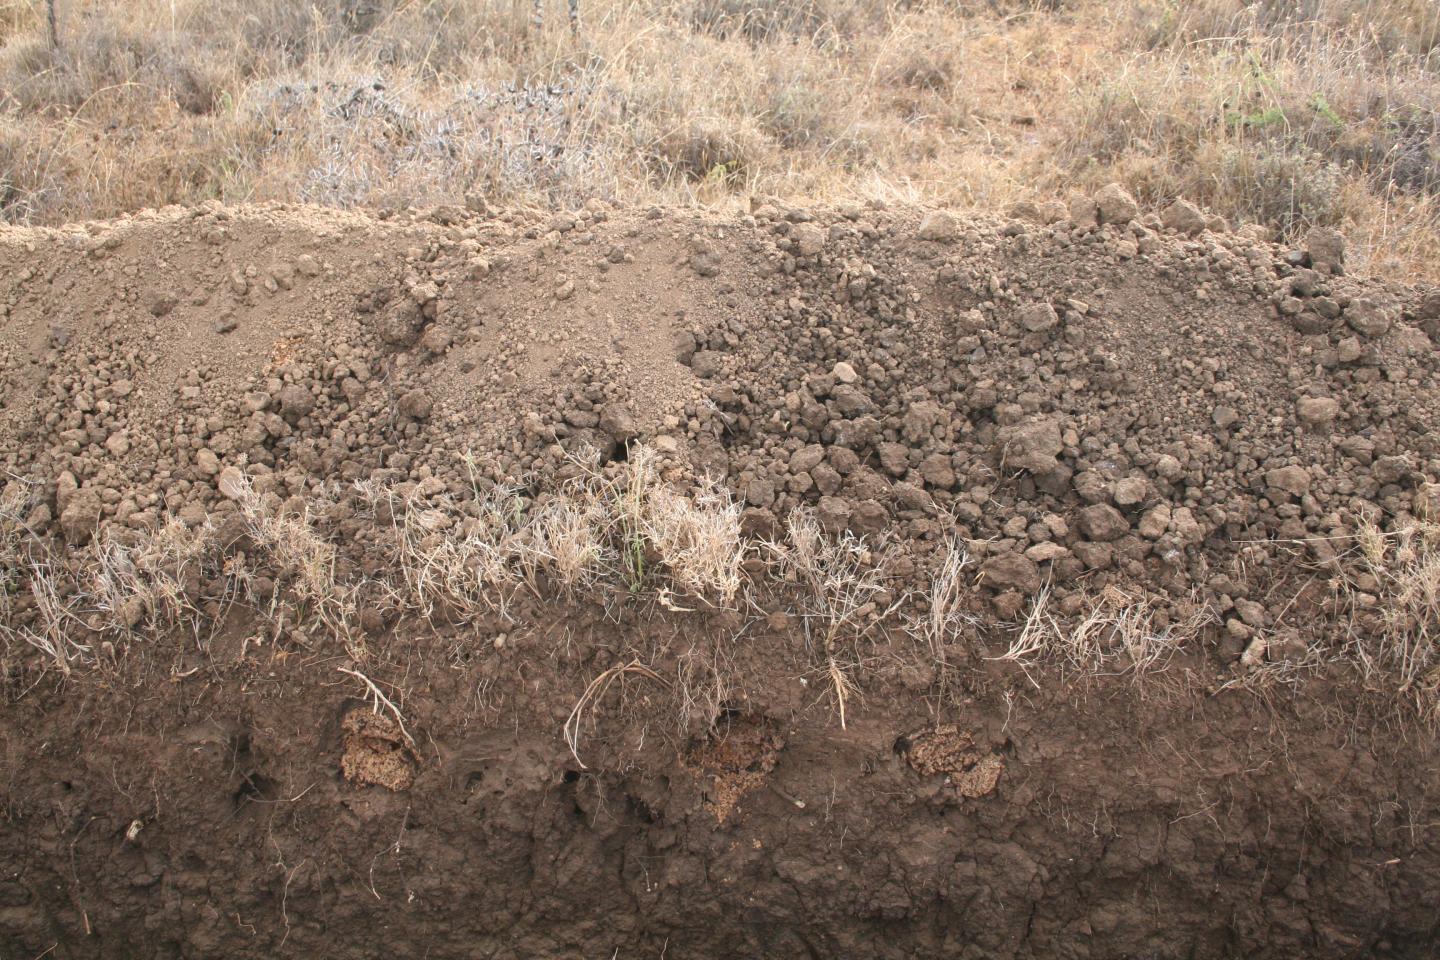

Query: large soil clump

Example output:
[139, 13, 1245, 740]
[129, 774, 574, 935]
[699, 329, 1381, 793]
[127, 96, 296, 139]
[1, 193, 1439, 958]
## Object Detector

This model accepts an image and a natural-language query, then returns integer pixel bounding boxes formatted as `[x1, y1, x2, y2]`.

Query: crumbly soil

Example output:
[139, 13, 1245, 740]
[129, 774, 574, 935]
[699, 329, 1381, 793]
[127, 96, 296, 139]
[2, 195, 1439, 958]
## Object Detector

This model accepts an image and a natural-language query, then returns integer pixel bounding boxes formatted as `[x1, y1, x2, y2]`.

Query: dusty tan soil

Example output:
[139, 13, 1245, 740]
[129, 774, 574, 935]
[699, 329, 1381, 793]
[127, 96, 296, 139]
[2, 194, 1439, 958]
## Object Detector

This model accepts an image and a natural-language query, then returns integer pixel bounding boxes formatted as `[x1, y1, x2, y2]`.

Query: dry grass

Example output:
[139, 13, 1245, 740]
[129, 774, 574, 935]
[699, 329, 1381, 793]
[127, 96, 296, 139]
[1059, 2, 1440, 275]
[228, 473, 360, 649]
[0, 481, 38, 623]
[995, 583, 1214, 688]
[1, 479, 86, 673]
[763, 508, 901, 726]
[530, 493, 611, 594]
[906, 535, 974, 663]
[2, 0, 1437, 277]
[2, 448, 1433, 735]
[1221, 519, 1440, 722]
[616, 447, 747, 602]
[18, 557, 87, 673]
[88, 517, 215, 637]
[356, 444, 747, 624]
[1341, 520, 1440, 720]
[359, 478, 534, 621]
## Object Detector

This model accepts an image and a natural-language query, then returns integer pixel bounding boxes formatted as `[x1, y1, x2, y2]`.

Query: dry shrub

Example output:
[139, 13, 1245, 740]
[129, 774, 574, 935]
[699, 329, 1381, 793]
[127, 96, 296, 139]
[762, 71, 838, 149]
[652, 119, 771, 184]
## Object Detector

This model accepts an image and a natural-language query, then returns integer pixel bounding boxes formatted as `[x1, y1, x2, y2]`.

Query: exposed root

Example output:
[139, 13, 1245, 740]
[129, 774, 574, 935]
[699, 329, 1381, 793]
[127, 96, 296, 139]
[338, 666, 416, 749]
[563, 659, 668, 769]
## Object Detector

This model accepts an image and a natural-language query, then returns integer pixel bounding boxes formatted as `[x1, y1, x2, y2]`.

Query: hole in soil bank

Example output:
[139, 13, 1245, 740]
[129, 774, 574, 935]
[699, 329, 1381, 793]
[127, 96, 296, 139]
[898, 724, 1005, 799]
[599, 436, 637, 466]
[234, 772, 275, 807]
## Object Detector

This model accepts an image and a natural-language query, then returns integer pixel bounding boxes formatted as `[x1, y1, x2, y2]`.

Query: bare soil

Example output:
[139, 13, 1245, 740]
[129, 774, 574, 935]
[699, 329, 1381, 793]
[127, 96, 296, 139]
[2, 194, 1439, 958]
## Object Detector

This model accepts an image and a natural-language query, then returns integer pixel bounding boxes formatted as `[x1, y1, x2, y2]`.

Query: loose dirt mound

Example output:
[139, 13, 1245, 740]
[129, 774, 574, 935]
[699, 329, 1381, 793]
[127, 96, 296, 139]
[2, 193, 1439, 958]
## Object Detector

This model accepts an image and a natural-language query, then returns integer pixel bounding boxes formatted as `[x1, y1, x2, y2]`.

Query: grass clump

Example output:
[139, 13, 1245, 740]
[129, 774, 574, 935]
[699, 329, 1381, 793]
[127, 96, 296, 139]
[228, 473, 360, 650]
[763, 509, 901, 726]
[995, 584, 1213, 689]
[89, 517, 217, 637]
[357, 445, 748, 622]
[1343, 521, 1440, 722]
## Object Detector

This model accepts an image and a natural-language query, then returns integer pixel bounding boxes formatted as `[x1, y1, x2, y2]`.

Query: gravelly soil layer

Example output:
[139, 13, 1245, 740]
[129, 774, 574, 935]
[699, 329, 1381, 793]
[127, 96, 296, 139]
[2, 194, 1439, 958]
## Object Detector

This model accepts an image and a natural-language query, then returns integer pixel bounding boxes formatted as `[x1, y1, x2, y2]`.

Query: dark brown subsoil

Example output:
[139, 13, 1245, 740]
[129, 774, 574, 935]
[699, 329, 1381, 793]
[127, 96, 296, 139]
[2, 193, 1439, 958]
[3, 630, 1438, 958]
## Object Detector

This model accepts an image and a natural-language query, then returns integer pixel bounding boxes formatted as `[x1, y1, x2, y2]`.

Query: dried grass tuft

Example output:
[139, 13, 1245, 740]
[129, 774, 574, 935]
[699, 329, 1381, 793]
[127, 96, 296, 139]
[89, 517, 215, 636]
[763, 508, 901, 726]
[1341, 520, 1440, 721]
[995, 584, 1213, 687]
[229, 473, 358, 646]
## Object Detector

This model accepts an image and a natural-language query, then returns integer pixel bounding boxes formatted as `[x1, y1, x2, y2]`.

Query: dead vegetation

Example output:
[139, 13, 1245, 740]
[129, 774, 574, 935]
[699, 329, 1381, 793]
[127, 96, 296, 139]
[1, 445, 901, 729]
[89, 516, 215, 637]
[2, 0, 1437, 278]
[1341, 520, 1440, 721]
[995, 583, 1215, 689]
[0, 480, 37, 623]
[1212, 517, 1440, 722]
[3, 449, 1437, 729]
[907, 535, 974, 665]
[1064, 0, 1440, 275]
[356, 444, 747, 621]
[762, 509, 901, 727]
[229, 473, 361, 652]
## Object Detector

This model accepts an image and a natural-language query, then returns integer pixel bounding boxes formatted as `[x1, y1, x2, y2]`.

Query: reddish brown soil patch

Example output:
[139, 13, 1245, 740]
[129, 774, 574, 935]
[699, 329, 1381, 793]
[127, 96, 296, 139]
[899, 724, 1005, 798]
[687, 711, 785, 823]
[340, 708, 418, 791]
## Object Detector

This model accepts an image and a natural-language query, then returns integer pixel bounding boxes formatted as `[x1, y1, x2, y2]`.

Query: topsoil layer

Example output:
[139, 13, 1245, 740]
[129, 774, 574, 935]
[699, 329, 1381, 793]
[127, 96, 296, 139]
[2, 194, 1440, 959]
